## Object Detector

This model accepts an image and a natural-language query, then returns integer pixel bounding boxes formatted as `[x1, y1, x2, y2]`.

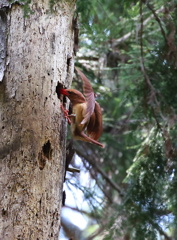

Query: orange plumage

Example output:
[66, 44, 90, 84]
[58, 67, 104, 148]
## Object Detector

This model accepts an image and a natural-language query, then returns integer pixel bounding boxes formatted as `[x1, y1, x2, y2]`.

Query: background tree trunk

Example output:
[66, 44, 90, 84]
[0, 0, 75, 239]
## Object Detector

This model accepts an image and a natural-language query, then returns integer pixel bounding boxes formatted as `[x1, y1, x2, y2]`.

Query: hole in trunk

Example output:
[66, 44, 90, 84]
[42, 140, 52, 160]
[56, 82, 67, 103]
[38, 140, 52, 170]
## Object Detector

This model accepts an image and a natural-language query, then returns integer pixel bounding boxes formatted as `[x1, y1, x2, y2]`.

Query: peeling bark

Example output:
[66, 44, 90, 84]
[0, 0, 75, 239]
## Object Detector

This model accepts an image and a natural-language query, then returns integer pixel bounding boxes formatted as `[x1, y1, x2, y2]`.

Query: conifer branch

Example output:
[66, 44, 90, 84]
[112, 6, 165, 47]
[139, 0, 162, 111]
[76, 149, 124, 197]
[146, 2, 168, 43]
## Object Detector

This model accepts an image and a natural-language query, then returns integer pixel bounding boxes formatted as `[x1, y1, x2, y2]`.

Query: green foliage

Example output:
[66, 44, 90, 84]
[123, 128, 169, 238]
[68, 0, 177, 239]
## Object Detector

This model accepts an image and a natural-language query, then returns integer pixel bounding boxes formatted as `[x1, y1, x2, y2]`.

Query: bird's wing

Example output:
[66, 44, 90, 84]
[75, 67, 95, 124]
[87, 101, 103, 140]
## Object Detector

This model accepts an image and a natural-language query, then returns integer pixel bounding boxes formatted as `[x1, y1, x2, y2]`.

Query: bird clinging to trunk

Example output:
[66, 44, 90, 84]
[57, 67, 104, 148]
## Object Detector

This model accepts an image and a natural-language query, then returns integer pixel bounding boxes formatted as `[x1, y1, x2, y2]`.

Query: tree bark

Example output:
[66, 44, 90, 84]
[0, 0, 75, 239]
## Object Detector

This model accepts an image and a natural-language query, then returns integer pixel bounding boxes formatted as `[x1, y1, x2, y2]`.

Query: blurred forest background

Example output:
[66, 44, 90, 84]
[61, 0, 177, 239]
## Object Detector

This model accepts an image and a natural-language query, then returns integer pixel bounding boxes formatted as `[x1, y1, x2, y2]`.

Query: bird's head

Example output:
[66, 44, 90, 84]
[59, 88, 85, 104]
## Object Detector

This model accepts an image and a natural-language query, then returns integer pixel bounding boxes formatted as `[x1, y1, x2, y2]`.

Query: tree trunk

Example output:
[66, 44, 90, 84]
[0, 0, 75, 239]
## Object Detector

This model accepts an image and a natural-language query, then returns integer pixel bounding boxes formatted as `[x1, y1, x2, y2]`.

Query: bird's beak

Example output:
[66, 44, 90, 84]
[59, 89, 69, 96]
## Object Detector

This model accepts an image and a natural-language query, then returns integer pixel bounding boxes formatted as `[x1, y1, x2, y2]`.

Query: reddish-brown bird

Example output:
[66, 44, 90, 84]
[58, 67, 104, 148]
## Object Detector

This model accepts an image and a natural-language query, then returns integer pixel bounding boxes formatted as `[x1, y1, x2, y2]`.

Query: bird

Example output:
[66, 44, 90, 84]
[57, 67, 104, 148]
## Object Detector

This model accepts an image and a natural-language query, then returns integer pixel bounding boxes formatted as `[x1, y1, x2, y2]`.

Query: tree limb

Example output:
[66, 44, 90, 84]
[76, 149, 124, 197]
[146, 2, 168, 43]
[112, 6, 165, 48]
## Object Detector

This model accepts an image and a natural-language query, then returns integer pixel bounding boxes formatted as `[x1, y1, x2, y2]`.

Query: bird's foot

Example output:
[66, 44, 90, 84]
[60, 104, 71, 125]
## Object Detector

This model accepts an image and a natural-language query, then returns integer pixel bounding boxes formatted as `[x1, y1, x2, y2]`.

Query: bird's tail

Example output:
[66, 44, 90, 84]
[78, 132, 104, 148]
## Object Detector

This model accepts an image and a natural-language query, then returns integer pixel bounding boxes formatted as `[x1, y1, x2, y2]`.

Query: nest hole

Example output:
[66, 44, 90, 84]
[56, 82, 67, 103]
[38, 140, 52, 170]
[42, 140, 52, 160]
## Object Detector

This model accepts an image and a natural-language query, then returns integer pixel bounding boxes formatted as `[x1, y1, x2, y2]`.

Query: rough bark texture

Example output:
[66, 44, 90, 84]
[0, 0, 75, 239]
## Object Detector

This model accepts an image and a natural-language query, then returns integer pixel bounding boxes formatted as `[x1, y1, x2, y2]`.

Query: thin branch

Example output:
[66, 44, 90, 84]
[112, 6, 165, 48]
[139, 0, 160, 107]
[146, 2, 168, 43]
[80, 152, 115, 203]
[77, 56, 99, 61]
[63, 205, 95, 218]
[76, 149, 124, 197]
[150, 219, 172, 240]
[89, 168, 114, 203]
[86, 226, 105, 240]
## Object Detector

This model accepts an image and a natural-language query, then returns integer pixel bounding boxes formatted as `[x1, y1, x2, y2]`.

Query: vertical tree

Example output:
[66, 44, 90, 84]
[0, 0, 75, 239]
